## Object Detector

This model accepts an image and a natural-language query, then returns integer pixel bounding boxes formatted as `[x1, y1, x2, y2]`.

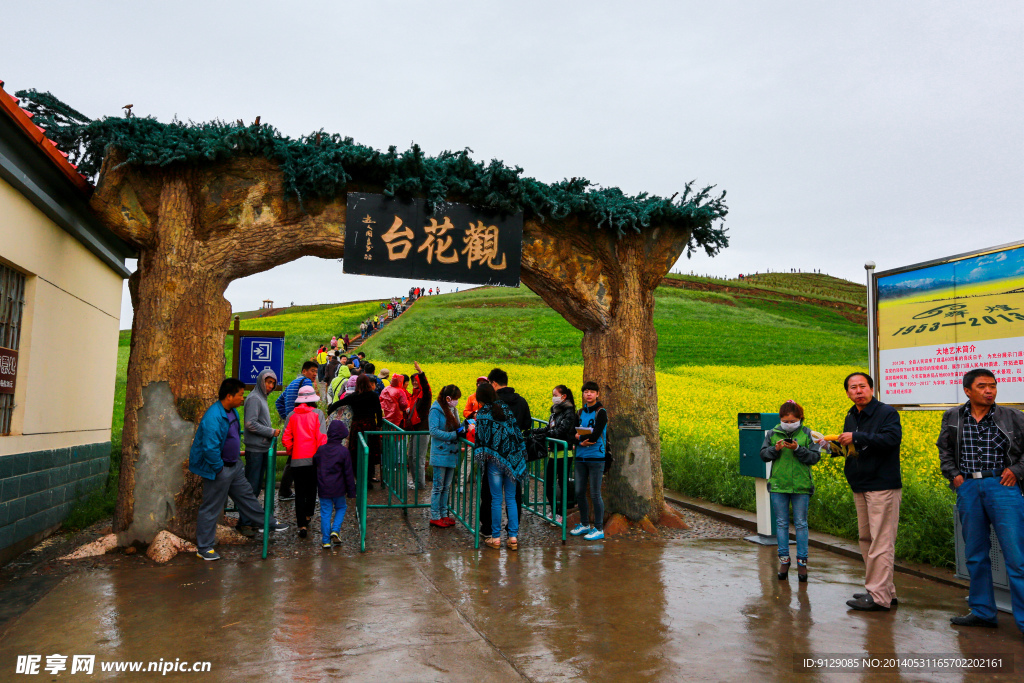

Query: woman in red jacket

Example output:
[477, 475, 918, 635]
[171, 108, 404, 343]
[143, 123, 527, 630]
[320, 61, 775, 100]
[282, 385, 327, 537]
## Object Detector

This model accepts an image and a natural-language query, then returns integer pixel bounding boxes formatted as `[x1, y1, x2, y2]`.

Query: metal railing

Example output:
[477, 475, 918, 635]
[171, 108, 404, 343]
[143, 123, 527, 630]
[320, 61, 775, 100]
[523, 417, 572, 543]
[354, 417, 573, 550]
[261, 437, 278, 559]
[356, 422, 481, 552]
[376, 419, 428, 508]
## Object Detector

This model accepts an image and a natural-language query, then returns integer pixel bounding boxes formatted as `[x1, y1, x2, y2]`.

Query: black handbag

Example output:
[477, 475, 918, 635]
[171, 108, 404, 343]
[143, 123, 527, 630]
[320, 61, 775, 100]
[525, 431, 548, 462]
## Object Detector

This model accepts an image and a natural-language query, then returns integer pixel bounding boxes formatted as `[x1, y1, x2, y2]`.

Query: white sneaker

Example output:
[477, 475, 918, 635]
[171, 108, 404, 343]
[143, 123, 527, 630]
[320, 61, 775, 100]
[570, 524, 592, 537]
[584, 529, 605, 541]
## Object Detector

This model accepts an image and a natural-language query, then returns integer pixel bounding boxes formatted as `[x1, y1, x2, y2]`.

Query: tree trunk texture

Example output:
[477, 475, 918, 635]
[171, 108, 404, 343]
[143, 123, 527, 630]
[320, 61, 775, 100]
[91, 151, 692, 539]
[521, 219, 692, 522]
[91, 155, 346, 542]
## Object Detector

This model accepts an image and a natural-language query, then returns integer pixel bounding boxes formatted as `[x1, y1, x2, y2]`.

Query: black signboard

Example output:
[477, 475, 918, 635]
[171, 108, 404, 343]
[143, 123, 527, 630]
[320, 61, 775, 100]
[0, 347, 16, 394]
[343, 193, 522, 287]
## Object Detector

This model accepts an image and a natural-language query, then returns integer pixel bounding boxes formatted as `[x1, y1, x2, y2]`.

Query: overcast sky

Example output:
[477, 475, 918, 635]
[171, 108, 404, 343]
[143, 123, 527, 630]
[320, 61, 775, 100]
[3, 1, 1021, 328]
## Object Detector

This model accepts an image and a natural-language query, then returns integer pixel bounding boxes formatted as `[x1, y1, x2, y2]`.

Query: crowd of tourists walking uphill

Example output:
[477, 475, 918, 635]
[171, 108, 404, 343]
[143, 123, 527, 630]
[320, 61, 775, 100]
[186, 286, 609, 557]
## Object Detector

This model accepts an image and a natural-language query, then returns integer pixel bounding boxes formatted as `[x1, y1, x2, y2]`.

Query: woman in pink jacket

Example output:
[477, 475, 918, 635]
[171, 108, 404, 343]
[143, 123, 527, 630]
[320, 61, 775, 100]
[283, 385, 327, 537]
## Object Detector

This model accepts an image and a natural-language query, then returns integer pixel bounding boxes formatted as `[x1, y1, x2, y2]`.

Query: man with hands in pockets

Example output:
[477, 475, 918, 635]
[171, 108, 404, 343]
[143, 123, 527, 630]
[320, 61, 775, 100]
[938, 368, 1024, 638]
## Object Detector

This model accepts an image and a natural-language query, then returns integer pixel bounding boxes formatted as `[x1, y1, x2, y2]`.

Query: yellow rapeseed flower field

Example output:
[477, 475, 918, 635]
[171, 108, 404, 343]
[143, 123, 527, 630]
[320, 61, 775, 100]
[379, 361, 956, 565]
[382, 361, 947, 487]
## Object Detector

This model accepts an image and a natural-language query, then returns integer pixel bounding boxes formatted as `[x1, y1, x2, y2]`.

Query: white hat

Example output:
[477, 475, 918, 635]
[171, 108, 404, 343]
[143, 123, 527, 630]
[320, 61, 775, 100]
[295, 386, 320, 404]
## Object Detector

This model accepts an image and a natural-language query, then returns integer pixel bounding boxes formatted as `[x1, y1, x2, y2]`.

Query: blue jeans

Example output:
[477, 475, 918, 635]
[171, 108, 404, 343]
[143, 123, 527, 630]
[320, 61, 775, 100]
[574, 460, 604, 530]
[770, 492, 809, 561]
[319, 496, 348, 544]
[431, 466, 456, 520]
[956, 477, 1024, 631]
[487, 462, 519, 539]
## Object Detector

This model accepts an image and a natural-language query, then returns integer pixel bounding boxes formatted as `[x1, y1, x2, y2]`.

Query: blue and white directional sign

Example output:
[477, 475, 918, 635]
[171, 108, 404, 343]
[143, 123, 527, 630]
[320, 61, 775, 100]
[238, 336, 285, 386]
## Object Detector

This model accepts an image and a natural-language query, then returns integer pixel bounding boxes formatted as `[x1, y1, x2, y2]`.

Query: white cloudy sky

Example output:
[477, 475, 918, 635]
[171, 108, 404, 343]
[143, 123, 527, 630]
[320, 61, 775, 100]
[3, 1, 1021, 328]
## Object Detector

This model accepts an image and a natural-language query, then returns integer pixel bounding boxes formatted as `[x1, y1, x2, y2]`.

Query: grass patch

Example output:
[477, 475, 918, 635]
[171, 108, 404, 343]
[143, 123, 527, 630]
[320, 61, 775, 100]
[666, 272, 866, 306]
[360, 286, 868, 367]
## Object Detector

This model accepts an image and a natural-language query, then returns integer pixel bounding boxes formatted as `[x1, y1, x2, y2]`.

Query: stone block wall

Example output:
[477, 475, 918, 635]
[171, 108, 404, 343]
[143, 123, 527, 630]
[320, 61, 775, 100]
[0, 442, 110, 553]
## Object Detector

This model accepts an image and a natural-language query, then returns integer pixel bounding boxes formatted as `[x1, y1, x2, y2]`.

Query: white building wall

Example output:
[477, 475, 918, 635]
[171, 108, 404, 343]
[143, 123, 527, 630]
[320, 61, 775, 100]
[0, 177, 123, 456]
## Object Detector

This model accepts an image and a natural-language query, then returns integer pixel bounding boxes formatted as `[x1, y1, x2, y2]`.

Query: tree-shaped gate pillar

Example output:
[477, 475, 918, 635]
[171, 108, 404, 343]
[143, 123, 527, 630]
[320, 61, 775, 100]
[521, 219, 692, 521]
[92, 155, 349, 541]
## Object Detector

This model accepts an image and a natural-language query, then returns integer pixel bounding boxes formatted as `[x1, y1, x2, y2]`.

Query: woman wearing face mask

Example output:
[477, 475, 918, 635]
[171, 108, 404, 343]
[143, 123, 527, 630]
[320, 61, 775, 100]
[759, 400, 821, 582]
[528, 385, 578, 525]
[428, 385, 465, 528]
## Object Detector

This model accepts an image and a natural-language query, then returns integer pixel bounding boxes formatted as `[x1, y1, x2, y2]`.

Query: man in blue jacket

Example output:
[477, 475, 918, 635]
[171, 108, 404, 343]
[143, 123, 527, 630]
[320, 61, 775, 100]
[190, 378, 288, 561]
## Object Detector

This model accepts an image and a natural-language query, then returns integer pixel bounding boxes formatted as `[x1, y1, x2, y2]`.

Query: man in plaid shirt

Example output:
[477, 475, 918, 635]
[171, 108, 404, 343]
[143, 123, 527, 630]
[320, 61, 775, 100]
[938, 368, 1024, 638]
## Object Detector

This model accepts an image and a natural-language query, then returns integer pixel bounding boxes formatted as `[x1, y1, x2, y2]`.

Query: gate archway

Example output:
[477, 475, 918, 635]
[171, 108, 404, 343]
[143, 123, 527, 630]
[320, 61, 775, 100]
[22, 92, 728, 543]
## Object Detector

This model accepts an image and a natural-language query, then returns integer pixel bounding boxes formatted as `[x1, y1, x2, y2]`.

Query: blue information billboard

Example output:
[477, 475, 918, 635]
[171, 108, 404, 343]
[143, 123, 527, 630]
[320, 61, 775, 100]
[238, 336, 285, 387]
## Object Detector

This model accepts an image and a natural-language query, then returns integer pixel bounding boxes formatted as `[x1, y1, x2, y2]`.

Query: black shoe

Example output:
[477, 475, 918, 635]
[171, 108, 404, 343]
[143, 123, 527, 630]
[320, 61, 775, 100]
[950, 613, 997, 628]
[278, 492, 295, 501]
[852, 593, 898, 606]
[847, 596, 890, 611]
[236, 525, 255, 538]
[298, 528, 307, 539]
[778, 559, 791, 581]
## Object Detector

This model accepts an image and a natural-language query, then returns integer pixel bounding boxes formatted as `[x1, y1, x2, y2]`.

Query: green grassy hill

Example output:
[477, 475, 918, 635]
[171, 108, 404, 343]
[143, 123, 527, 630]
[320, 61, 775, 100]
[225, 300, 384, 380]
[665, 271, 866, 306]
[359, 276, 867, 367]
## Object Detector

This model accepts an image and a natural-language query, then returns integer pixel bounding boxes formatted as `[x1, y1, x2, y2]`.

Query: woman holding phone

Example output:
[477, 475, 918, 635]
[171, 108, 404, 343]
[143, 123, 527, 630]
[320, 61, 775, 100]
[759, 400, 822, 582]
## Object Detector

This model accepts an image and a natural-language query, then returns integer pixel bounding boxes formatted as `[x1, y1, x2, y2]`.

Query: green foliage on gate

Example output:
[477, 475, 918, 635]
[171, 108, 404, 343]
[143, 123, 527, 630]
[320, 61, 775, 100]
[16, 89, 728, 255]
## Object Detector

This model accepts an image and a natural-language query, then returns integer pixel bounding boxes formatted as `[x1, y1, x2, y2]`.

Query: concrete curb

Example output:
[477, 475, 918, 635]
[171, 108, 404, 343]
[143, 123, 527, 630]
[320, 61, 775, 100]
[664, 489, 968, 590]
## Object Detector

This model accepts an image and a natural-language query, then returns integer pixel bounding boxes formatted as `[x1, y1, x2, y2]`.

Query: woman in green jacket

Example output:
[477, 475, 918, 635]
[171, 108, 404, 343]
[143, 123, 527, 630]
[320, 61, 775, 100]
[759, 400, 821, 582]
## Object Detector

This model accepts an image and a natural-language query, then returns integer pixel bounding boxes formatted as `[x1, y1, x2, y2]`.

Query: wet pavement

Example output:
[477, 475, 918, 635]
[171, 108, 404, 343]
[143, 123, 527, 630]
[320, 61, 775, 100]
[1, 537, 1022, 681]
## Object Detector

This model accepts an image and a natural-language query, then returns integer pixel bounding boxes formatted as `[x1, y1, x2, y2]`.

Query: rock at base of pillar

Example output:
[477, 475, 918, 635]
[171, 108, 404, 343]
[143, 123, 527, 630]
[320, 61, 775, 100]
[59, 534, 119, 560]
[638, 516, 660, 535]
[658, 503, 690, 530]
[603, 513, 632, 536]
[146, 530, 197, 563]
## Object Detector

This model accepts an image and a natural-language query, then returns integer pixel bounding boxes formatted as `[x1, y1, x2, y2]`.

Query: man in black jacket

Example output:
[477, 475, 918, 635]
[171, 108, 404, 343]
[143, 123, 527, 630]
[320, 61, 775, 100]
[840, 372, 903, 613]
[938, 368, 1024, 635]
[478, 368, 530, 538]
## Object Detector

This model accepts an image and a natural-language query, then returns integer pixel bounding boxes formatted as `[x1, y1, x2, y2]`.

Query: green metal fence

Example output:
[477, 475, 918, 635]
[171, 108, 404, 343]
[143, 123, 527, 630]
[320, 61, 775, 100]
[354, 418, 573, 550]
[227, 438, 279, 559]
[376, 419, 428, 507]
[356, 423, 481, 552]
[261, 437, 278, 559]
[524, 418, 572, 543]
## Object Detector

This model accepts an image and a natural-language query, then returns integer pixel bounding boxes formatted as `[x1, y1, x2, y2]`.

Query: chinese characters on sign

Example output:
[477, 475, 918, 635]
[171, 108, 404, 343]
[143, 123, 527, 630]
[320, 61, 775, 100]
[343, 193, 523, 287]
[16, 654, 94, 675]
[0, 347, 16, 394]
[875, 243, 1024, 405]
